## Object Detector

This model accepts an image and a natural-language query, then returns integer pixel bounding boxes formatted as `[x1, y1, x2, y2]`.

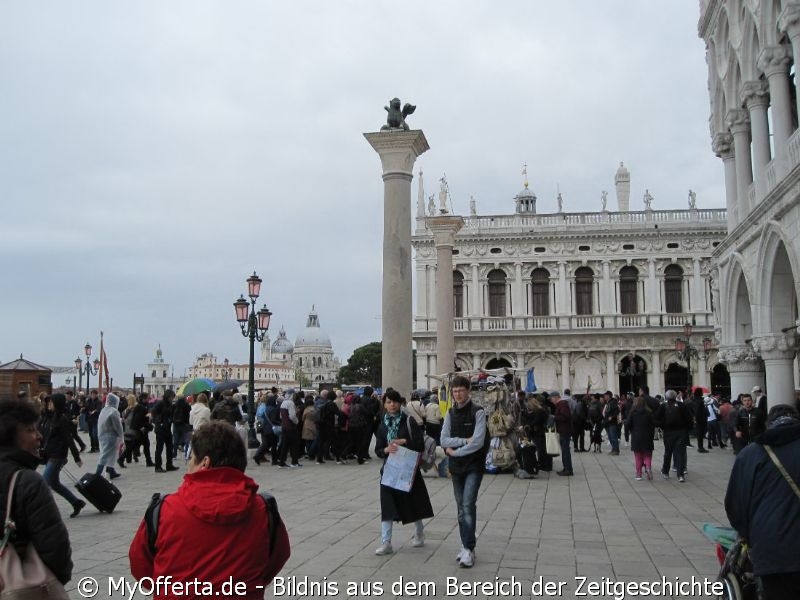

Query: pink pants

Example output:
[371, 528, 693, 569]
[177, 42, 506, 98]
[634, 451, 652, 476]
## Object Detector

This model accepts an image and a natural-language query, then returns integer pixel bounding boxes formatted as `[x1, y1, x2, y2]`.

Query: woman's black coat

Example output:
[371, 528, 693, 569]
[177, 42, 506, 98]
[375, 413, 434, 524]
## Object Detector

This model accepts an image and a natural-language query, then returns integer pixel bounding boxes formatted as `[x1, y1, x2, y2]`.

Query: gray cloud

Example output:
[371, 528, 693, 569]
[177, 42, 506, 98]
[0, 2, 722, 381]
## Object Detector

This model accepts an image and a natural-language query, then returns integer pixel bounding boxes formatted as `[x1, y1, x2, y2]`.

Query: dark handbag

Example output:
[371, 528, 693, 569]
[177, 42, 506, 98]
[1, 471, 69, 599]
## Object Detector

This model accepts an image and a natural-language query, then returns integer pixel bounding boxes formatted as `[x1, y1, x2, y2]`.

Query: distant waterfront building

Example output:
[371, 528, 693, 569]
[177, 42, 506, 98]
[412, 165, 729, 397]
[143, 346, 176, 398]
[186, 307, 341, 390]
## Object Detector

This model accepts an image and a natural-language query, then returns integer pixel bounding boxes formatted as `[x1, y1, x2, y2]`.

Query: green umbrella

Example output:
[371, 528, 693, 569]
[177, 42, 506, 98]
[176, 378, 214, 397]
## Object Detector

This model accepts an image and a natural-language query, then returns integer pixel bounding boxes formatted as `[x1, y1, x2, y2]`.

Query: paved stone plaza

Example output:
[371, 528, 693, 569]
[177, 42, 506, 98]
[61, 442, 733, 599]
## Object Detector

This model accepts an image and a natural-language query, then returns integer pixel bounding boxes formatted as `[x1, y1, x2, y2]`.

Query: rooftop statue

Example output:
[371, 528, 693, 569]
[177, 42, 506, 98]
[688, 189, 697, 209]
[381, 97, 416, 131]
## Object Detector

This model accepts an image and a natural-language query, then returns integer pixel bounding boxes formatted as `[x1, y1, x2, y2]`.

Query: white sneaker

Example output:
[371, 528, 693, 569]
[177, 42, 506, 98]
[459, 549, 475, 568]
[455, 547, 468, 563]
[411, 534, 425, 548]
[374, 542, 393, 556]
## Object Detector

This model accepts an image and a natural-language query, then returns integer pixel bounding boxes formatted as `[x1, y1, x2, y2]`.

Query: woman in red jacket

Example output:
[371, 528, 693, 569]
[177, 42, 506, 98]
[129, 421, 290, 599]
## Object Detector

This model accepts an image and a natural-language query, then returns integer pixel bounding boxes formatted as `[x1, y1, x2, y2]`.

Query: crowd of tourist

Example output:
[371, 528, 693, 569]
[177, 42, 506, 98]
[1, 378, 798, 596]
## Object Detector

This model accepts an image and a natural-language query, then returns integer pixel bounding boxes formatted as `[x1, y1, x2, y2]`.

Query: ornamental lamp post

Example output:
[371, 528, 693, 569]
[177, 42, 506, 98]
[674, 323, 713, 392]
[222, 358, 231, 381]
[77, 343, 100, 396]
[233, 271, 272, 448]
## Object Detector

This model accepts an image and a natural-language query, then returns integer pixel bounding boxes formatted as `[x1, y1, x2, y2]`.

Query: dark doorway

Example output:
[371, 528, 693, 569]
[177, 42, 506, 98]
[485, 357, 512, 370]
[618, 354, 647, 396]
[710, 363, 731, 399]
[665, 363, 689, 392]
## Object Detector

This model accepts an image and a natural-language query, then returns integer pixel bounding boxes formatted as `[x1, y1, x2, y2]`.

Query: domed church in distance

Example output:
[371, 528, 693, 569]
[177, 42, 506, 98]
[261, 306, 341, 385]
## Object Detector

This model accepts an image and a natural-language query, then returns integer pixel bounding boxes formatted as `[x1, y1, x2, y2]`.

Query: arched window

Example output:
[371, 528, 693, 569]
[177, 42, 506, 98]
[453, 271, 464, 318]
[531, 268, 550, 316]
[575, 267, 594, 315]
[664, 265, 684, 313]
[619, 266, 639, 315]
[151, 370, 156, 378]
[487, 269, 507, 317]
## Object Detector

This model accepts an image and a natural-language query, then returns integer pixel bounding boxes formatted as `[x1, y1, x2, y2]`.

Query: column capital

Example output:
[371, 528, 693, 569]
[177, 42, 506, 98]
[741, 80, 770, 109]
[428, 214, 464, 248]
[757, 45, 792, 76]
[778, 4, 800, 37]
[712, 132, 734, 158]
[726, 109, 750, 134]
[751, 332, 798, 361]
[717, 344, 762, 372]
[364, 130, 430, 176]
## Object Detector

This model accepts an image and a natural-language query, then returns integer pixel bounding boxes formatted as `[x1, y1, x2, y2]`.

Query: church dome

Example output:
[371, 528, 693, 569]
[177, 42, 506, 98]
[516, 186, 535, 198]
[271, 327, 294, 354]
[294, 307, 332, 348]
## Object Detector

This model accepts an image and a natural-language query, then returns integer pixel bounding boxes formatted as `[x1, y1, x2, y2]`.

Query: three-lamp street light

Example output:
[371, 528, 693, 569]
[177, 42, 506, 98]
[674, 322, 712, 391]
[74, 343, 100, 397]
[221, 358, 232, 381]
[233, 271, 272, 447]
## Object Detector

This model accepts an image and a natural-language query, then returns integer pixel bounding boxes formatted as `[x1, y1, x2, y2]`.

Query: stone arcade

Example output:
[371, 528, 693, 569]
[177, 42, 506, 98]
[699, 0, 800, 406]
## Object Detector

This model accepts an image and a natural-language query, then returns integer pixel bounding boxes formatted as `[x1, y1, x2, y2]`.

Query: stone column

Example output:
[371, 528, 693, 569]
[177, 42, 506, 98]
[691, 257, 704, 312]
[560, 352, 570, 393]
[470, 263, 480, 318]
[415, 262, 428, 325]
[428, 215, 464, 378]
[757, 45, 794, 159]
[365, 130, 429, 394]
[753, 333, 798, 407]
[713, 133, 737, 231]
[726, 109, 753, 220]
[556, 261, 568, 316]
[651, 350, 662, 396]
[606, 352, 617, 395]
[513, 262, 524, 316]
[719, 344, 765, 402]
[741, 80, 771, 195]
[599, 261, 612, 314]
[646, 259, 658, 315]
[697, 354, 709, 390]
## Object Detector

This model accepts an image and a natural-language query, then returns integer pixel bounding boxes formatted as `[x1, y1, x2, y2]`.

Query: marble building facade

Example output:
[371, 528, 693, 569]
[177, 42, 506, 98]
[412, 168, 729, 397]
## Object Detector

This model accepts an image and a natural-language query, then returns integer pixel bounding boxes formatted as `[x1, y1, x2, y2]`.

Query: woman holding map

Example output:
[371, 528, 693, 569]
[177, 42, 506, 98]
[373, 388, 433, 556]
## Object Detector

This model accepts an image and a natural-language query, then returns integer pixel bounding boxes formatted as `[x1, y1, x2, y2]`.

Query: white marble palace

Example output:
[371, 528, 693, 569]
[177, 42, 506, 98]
[412, 167, 729, 397]
[698, 0, 800, 406]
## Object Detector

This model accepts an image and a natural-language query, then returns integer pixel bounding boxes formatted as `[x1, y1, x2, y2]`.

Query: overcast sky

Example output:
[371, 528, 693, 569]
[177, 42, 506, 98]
[0, 2, 722, 385]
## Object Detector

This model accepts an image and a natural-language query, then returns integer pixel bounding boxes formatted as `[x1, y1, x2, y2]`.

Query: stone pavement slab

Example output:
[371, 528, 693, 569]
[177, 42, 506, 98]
[59, 442, 734, 599]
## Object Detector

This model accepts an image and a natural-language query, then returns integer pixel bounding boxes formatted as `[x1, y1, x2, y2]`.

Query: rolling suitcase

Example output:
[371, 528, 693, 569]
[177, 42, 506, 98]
[66, 470, 122, 513]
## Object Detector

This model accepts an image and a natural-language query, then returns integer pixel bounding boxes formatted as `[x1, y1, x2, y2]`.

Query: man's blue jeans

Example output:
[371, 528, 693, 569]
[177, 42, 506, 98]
[451, 471, 483, 551]
[607, 424, 620, 452]
[559, 434, 573, 472]
[43, 459, 81, 507]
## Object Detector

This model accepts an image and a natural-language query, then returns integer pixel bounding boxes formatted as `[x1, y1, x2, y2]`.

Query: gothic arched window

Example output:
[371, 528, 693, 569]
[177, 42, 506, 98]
[664, 264, 684, 313]
[531, 268, 550, 316]
[619, 266, 639, 315]
[575, 267, 594, 315]
[488, 269, 507, 317]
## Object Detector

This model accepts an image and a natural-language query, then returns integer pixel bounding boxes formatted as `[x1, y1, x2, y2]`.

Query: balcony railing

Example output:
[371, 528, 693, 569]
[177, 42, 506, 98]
[415, 312, 710, 333]
[450, 209, 727, 234]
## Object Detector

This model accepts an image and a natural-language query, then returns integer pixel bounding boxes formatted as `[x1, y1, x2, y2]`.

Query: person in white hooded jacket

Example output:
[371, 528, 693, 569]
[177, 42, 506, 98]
[96, 392, 124, 479]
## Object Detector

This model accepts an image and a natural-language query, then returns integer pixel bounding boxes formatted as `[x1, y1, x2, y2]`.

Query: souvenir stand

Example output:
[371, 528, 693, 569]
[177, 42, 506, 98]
[435, 368, 528, 474]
